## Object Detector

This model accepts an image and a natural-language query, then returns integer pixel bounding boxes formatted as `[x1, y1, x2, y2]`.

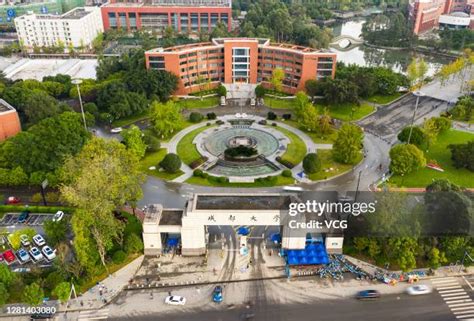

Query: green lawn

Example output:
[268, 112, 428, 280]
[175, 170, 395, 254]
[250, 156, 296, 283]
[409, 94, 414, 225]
[176, 96, 219, 109]
[307, 150, 360, 181]
[139, 148, 184, 180]
[112, 110, 150, 127]
[186, 175, 295, 187]
[318, 102, 375, 121]
[264, 96, 298, 109]
[283, 120, 337, 144]
[177, 125, 213, 165]
[272, 126, 307, 166]
[366, 93, 404, 105]
[389, 130, 474, 188]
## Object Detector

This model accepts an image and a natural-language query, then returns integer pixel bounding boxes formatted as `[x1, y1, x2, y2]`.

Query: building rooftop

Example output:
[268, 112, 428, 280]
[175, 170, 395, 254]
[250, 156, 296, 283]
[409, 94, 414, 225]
[17, 6, 93, 21]
[194, 194, 292, 210]
[62, 7, 91, 19]
[143, 204, 162, 224]
[0, 99, 16, 113]
[159, 210, 183, 225]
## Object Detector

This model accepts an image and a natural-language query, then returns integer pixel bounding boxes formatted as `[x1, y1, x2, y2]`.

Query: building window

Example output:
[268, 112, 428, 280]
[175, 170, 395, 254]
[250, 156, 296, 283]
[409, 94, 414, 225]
[108, 13, 117, 28]
[200, 13, 209, 31]
[221, 13, 228, 27]
[191, 13, 198, 31]
[210, 13, 218, 27]
[119, 13, 127, 29]
[129, 13, 137, 29]
[180, 13, 189, 32]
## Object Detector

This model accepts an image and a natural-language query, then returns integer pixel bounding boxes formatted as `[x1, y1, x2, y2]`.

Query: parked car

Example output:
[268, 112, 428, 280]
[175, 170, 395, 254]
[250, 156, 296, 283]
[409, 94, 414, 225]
[5, 196, 20, 204]
[32, 234, 46, 247]
[29, 247, 44, 261]
[20, 234, 31, 247]
[165, 295, 186, 305]
[406, 285, 432, 296]
[110, 127, 123, 133]
[18, 210, 30, 224]
[52, 211, 64, 222]
[356, 290, 381, 300]
[250, 98, 256, 106]
[17, 248, 31, 263]
[30, 311, 55, 320]
[212, 285, 223, 303]
[42, 246, 56, 261]
[2, 249, 16, 264]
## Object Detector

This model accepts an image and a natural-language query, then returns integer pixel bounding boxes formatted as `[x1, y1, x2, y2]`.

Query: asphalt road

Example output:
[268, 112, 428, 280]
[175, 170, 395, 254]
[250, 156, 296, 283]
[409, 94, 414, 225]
[110, 292, 454, 321]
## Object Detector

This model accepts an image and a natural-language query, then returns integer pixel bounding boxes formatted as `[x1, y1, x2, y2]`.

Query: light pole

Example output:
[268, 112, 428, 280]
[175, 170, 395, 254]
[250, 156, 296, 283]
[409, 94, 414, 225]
[72, 79, 87, 131]
[407, 91, 424, 145]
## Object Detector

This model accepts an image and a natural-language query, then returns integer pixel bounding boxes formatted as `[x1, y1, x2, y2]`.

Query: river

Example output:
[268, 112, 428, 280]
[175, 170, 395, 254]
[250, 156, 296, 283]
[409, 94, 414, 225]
[330, 18, 452, 76]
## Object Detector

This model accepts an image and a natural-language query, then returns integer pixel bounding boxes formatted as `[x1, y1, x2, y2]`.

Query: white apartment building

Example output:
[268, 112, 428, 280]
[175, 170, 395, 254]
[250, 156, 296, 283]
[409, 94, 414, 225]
[14, 6, 103, 51]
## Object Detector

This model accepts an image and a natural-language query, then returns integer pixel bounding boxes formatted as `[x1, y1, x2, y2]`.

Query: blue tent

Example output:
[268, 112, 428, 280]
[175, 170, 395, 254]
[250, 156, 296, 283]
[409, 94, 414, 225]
[284, 242, 329, 266]
[167, 238, 179, 246]
[237, 227, 250, 235]
[270, 233, 281, 243]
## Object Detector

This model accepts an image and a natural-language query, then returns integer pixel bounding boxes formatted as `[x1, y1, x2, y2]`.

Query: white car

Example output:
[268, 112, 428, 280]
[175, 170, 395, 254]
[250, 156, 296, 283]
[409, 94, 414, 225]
[32, 234, 46, 247]
[110, 127, 123, 133]
[406, 285, 432, 296]
[53, 211, 64, 222]
[42, 245, 56, 261]
[20, 234, 30, 247]
[29, 247, 44, 261]
[165, 296, 186, 305]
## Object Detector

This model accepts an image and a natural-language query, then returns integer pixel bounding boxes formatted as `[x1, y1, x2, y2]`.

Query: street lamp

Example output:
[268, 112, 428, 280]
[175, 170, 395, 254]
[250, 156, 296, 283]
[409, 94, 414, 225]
[72, 79, 87, 131]
[407, 90, 424, 145]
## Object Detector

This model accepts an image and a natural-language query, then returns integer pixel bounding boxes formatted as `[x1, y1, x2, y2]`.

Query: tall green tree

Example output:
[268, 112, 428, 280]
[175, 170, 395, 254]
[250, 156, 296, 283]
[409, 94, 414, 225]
[150, 101, 183, 138]
[23, 283, 44, 306]
[332, 123, 363, 164]
[389, 144, 426, 176]
[122, 125, 147, 159]
[53, 282, 71, 303]
[270, 68, 285, 92]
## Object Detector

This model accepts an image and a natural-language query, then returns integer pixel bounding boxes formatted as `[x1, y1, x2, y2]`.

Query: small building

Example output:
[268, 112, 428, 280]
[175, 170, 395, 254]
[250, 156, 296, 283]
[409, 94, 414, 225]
[439, 11, 472, 29]
[14, 6, 103, 52]
[0, 99, 21, 141]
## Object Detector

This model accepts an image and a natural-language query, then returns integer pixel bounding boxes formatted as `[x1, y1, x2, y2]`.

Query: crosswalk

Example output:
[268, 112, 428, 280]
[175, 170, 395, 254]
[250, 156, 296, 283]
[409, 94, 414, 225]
[77, 308, 109, 320]
[432, 277, 474, 320]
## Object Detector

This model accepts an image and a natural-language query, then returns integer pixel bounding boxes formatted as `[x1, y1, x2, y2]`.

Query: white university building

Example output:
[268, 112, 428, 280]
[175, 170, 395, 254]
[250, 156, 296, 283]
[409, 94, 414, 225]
[14, 6, 103, 51]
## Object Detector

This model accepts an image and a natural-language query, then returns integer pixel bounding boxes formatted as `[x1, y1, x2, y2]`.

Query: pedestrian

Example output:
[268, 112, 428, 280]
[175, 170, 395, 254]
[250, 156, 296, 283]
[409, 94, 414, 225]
[80, 301, 84, 307]
[168, 291, 171, 296]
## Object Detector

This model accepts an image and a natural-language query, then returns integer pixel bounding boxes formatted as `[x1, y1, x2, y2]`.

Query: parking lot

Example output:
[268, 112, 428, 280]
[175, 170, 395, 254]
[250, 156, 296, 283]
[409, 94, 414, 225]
[0, 213, 54, 226]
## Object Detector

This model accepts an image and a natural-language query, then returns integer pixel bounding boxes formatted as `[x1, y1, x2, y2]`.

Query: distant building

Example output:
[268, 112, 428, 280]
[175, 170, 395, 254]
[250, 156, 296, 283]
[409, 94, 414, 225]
[145, 38, 336, 95]
[14, 6, 103, 51]
[409, 0, 474, 35]
[100, 0, 232, 33]
[0, 99, 21, 141]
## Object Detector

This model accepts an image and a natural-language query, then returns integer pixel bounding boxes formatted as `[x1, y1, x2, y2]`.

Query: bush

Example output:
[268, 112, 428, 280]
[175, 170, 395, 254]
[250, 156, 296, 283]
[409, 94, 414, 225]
[217, 176, 227, 183]
[276, 156, 295, 169]
[143, 132, 161, 152]
[124, 234, 144, 254]
[84, 102, 98, 116]
[159, 153, 182, 173]
[224, 146, 258, 158]
[189, 112, 204, 123]
[112, 250, 127, 264]
[449, 141, 474, 171]
[282, 114, 291, 120]
[193, 169, 203, 177]
[45, 192, 60, 203]
[303, 153, 321, 174]
[267, 111, 277, 120]
[216, 84, 227, 97]
[216, 120, 225, 125]
[272, 123, 277, 127]
[282, 169, 292, 177]
[389, 144, 426, 176]
[398, 126, 427, 147]
[207, 112, 217, 120]
[255, 84, 266, 98]
[30, 193, 43, 203]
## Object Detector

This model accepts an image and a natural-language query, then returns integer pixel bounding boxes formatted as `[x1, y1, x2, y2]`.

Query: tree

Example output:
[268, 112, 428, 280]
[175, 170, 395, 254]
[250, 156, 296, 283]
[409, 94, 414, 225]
[270, 68, 285, 92]
[389, 144, 426, 176]
[143, 131, 161, 152]
[210, 22, 231, 38]
[319, 108, 331, 135]
[255, 85, 265, 98]
[407, 57, 428, 89]
[423, 117, 452, 147]
[387, 237, 418, 272]
[189, 112, 204, 123]
[398, 126, 426, 147]
[449, 141, 474, 171]
[0, 283, 9, 306]
[320, 78, 359, 105]
[43, 219, 68, 246]
[61, 138, 144, 270]
[332, 124, 363, 164]
[23, 283, 44, 306]
[150, 101, 183, 138]
[216, 84, 227, 97]
[53, 282, 71, 303]
[298, 104, 319, 132]
[124, 233, 144, 254]
[121, 125, 147, 159]
[8, 228, 37, 250]
[0, 265, 14, 287]
[304, 79, 319, 99]
[159, 153, 182, 173]
[303, 153, 321, 174]
[428, 247, 447, 269]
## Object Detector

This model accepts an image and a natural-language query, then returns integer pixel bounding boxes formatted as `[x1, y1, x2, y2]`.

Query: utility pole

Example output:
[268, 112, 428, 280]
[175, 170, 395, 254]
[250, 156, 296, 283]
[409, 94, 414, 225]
[72, 79, 87, 131]
[407, 91, 424, 145]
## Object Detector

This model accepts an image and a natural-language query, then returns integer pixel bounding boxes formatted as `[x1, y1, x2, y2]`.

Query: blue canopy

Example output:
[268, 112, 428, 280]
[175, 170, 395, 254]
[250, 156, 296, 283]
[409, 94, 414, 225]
[284, 242, 329, 266]
[167, 238, 179, 246]
[237, 227, 250, 235]
[270, 233, 281, 243]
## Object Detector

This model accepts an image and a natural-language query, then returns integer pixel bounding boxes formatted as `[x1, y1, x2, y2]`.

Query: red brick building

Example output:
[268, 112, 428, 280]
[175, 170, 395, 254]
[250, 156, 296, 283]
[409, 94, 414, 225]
[101, 0, 232, 33]
[0, 99, 21, 141]
[145, 38, 336, 95]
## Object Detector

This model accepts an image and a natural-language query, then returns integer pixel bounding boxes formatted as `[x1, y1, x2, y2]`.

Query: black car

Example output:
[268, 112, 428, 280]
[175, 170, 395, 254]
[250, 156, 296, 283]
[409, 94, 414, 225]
[356, 289, 381, 300]
[30, 312, 55, 320]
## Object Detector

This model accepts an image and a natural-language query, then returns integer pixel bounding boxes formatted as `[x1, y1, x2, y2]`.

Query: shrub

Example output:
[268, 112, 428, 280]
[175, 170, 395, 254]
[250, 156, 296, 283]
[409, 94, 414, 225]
[224, 146, 258, 158]
[143, 132, 161, 152]
[217, 176, 227, 183]
[389, 144, 426, 176]
[159, 153, 182, 173]
[202, 172, 209, 179]
[267, 111, 277, 120]
[189, 112, 204, 123]
[45, 192, 60, 203]
[30, 193, 43, 203]
[193, 169, 203, 177]
[84, 102, 98, 116]
[112, 250, 127, 264]
[398, 126, 427, 147]
[207, 112, 217, 120]
[449, 141, 474, 171]
[216, 84, 227, 97]
[124, 234, 144, 254]
[282, 169, 292, 177]
[255, 84, 266, 98]
[282, 114, 291, 120]
[276, 156, 295, 169]
[272, 123, 277, 127]
[216, 120, 225, 125]
[303, 153, 321, 174]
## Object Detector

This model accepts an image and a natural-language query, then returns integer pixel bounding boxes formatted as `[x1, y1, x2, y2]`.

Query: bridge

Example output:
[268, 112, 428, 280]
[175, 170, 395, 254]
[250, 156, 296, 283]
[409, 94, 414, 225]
[329, 35, 364, 51]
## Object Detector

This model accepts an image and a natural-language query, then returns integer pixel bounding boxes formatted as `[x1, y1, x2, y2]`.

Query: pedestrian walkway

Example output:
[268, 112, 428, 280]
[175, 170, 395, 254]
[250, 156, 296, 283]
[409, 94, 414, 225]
[77, 308, 110, 320]
[431, 277, 474, 320]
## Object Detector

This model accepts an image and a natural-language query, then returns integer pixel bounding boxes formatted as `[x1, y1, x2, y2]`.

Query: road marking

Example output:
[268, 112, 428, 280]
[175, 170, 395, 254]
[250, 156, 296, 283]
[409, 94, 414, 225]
[463, 276, 474, 291]
[447, 299, 473, 305]
[450, 303, 474, 308]
[443, 292, 470, 297]
[78, 309, 109, 320]
[453, 310, 474, 315]
[456, 314, 474, 319]
[445, 296, 471, 302]
[439, 285, 463, 290]
[440, 289, 466, 294]
[432, 278, 457, 284]
[452, 306, 474, 311]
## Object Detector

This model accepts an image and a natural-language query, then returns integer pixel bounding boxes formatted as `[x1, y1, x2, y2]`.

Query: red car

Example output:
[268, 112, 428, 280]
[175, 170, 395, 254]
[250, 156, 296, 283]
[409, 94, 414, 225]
[5, 196, 20, 205]
[2, 249, 16, 264]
